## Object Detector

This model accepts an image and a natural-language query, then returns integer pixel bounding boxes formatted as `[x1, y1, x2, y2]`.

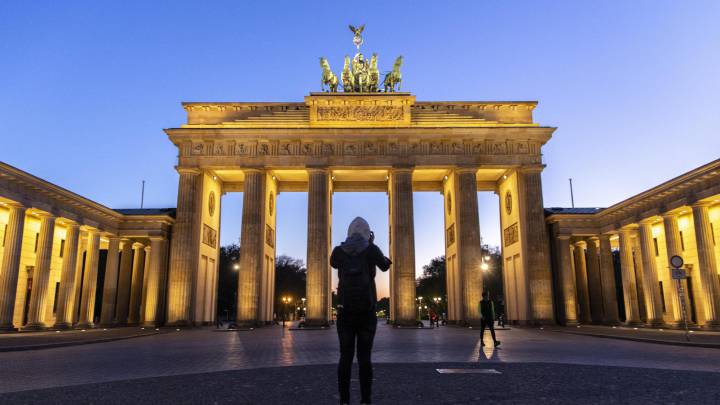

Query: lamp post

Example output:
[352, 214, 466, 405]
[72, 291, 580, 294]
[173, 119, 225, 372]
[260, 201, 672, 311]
[301, 298, 306, 319]
[281, 296, 292, 327]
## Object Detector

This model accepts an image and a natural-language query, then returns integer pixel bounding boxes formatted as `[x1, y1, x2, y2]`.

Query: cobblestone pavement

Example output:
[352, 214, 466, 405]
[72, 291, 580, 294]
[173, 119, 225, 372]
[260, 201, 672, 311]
[0, 327, 162, 351]
[2, 362, 719, 404]
[2, 323, 720, 400]
[549, 324, 720, 347]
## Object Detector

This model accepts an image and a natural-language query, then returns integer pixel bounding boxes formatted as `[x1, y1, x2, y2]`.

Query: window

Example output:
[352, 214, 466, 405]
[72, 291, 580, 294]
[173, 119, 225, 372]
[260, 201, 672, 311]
[59, 239, 65, 258]
[659, 281, 666, 313]
[34, 232, 39, 252]
[679, 231, 685, 251]
[653, 238, 659, 256]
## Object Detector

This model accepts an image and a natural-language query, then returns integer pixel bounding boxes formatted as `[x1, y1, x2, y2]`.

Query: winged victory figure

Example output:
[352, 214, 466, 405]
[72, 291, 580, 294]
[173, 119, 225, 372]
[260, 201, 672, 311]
[349, 24, 365, 50]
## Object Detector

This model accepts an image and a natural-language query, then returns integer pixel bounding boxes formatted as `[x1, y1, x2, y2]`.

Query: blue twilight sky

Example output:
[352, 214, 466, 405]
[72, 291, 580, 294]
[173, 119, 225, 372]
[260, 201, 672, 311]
[2, 1, 719, 297]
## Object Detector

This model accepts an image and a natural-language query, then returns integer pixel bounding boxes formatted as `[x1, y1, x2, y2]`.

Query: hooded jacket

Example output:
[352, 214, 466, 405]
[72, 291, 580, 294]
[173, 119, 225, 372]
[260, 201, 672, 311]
[330, 217, 392, 311]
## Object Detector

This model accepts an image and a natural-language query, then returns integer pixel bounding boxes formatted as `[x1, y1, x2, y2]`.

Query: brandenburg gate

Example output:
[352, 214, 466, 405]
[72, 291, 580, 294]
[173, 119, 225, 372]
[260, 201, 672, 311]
[164, 92, 556, 327]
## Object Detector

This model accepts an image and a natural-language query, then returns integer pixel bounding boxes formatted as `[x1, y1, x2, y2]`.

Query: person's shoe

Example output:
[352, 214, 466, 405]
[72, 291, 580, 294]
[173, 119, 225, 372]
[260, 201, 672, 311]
[494, 340, 501, 347]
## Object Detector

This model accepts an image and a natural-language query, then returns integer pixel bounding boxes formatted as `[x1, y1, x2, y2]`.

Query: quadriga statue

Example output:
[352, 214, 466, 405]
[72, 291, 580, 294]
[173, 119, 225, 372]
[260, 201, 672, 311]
[320, 57, 339, 92]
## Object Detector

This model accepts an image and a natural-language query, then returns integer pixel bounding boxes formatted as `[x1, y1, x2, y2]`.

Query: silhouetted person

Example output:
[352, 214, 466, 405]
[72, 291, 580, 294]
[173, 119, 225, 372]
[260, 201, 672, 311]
[479, 291, 500, 348]
[331, 217, 391, 405]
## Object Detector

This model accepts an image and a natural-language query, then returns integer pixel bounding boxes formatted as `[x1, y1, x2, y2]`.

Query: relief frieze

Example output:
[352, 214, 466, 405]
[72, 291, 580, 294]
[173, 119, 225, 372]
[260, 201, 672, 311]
[316, 106, 404, 122]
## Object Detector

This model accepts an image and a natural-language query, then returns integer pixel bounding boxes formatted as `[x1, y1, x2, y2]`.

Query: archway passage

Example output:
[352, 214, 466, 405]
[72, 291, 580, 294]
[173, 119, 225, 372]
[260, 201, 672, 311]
[163, 92, 555, 327]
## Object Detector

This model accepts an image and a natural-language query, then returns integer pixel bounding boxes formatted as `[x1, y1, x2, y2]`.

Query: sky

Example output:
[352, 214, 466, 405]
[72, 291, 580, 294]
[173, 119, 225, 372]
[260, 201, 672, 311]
[2, 1, 719, 298]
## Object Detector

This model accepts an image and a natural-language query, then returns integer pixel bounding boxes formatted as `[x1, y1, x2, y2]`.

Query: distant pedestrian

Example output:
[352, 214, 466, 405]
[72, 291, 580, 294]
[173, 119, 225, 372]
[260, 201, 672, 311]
[497, 297, 506, 328]
[331, 217, 392, 405]
[479, 291, 500, 348]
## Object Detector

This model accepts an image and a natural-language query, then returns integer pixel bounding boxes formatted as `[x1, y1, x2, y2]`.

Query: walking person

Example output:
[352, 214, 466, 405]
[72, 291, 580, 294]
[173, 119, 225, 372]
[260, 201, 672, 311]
[479, 291, 501, 348]
[331, 217, 392, 405]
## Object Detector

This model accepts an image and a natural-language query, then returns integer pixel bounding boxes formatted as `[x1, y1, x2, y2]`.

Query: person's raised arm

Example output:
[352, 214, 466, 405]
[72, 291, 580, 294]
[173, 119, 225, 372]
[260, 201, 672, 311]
[370, 244, 391, 272]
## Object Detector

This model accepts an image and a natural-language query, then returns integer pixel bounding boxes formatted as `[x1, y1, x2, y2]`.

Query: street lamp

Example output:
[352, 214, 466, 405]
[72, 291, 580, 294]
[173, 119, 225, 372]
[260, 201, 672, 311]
[281, 296, 292, 326]
[233, 263, 239, 270]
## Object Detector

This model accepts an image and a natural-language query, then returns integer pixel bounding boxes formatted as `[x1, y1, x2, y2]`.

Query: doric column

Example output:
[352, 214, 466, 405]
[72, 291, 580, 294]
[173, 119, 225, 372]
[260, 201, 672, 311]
[70, 234, 87, 325]
[573, 241, 591, 323]
[556, 235, 578, 325]
[518, 167, 554, 323]
[237, 169, 265, 326]
[0, 203, 26, 330]
[99, 236, 120, 327]
[166, 168, 203, 326]
[139, 245, 152, 324]
[637, 220, 664, 326]
[24, 213, 56, 330]
[143, 237, 168, 327]
[53, 222, 81, 329]
[692, 202, 720, 328]
[76, 230, 100, 328]
[306, 168, 331, 326]
[585, 238, 604, 323]
[598, 234, 620, 324]
[455, 168, 482, 324]
[115, 238, 133, 325]
[128, 242, 146, 325]
[618, 228, 641, 325]
[389, 167, 417, 326]
[662, 214, 683, 324]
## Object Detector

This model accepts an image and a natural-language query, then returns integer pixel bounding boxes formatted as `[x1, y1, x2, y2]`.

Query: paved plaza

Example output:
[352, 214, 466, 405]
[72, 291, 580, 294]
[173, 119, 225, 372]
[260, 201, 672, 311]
[1, 324, 720, 403]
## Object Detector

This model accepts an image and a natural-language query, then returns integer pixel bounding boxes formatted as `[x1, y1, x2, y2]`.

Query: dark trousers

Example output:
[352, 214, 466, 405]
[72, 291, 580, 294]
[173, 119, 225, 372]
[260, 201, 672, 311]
[480, 318, 497, 343]
[337, 310, 377, 403]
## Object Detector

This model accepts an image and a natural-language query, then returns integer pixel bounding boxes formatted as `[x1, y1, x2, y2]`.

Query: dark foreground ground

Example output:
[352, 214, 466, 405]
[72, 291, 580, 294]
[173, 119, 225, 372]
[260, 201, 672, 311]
[2, 362, 719, 404]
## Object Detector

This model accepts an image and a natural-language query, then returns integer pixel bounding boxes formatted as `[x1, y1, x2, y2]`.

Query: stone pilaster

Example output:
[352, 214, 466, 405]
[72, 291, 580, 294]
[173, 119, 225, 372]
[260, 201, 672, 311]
[637, 221, 664, 326]
[518, 167, 554, 323]
[692, 203, 720, 328]
[618, 229, 641, 325]
[237, 169, 265, 326]
[167, 168, 203, 326]
[53, 222, 81, 329]
[23, 213, 56, 330]
[76, 230, 100, 328]
[662, 214, 683, 324]
[556, 235, 578, 325]
[598, 234, 620, 324]
[0, 203, 26, 330]
[389, 168, 417, 326]
[306, 168, 331, 326]
[128, 242, 146, 325]
[99, 236, 120, 327]
[143, 237, 168, 327]
[115, 239, 133, 325]
[573, 241, 591, 323]
[455, 168, 482, 325]
[585, 238, 604, 323]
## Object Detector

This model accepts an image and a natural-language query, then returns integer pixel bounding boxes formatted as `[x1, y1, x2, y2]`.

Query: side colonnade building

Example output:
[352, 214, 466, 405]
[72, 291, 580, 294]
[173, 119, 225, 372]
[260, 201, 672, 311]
[546, 159, 720, 328]
[0, 162, 175, 330]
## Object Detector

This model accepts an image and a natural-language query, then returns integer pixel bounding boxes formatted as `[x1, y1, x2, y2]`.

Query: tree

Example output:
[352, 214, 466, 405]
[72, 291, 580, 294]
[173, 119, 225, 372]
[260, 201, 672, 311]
[274, 255, 307, 318]
[416, 256, 446, 314]
[217, 244, 240, 320]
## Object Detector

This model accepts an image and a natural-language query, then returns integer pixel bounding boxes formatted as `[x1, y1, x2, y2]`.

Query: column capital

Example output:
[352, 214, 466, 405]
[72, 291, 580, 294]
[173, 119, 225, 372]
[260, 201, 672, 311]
[305, 166, 329, 174]
[638, 217, 659, 225]
[518, 164, 546, 174]
[132, 242, 146, 250]
[556, 234, 572, 241]
[390, 165, 414, 173]
[599, 233, 613, 241]
[242, 168, 264, 175]
[148, 236, 166, 242]
[454, 166, 478, 174]
[176, 167, 202, 175]
[573, 239, 587, 248]
[104, 235, 121, 241]
[661, 211, 678, 219]
[691, 201, 713, 209]
[0, 200, 25, 210]
[144, 246, 151, 253]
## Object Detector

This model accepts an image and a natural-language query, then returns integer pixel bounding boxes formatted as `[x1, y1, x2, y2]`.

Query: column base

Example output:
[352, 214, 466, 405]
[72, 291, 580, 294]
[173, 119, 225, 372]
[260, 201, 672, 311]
[564, 320, 579, 327]
[624, 320, 644, 327]
[165, 320, 194, 328]
[702, 321, 720, 330]
[0, 324, 19, 332]
[141, 321, 161, 328]
[645, 319, 666, 328]
[75, 322, 95, 329]
[22, 323, 48, 331]
[52, 322, 74, 330]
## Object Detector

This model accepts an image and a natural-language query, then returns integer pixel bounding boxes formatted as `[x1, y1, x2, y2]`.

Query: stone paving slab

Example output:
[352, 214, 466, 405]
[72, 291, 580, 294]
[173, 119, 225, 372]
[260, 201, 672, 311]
[549, 325, 720, 348]
[1, 362, 719, 404]
[0, 327, 162, 352]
